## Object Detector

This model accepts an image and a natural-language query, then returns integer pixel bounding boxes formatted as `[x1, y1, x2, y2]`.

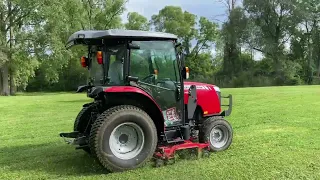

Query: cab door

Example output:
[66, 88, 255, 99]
[151, 53, 183, 127]
[129, 40, 183, 127]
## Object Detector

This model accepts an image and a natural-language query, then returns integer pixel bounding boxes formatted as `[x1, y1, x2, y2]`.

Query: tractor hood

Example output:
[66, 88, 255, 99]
[183, 81, 222, 116]
[183, 81, 220, 92]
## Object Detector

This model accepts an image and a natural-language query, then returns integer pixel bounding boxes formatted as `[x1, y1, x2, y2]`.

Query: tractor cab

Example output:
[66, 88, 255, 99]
[67, 29, 191, 127]
[67, 31, 185, 84]
[60, 29, 233, 173]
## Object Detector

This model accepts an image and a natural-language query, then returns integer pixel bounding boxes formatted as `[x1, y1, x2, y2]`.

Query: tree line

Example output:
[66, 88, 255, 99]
[0, 0, 319, 95]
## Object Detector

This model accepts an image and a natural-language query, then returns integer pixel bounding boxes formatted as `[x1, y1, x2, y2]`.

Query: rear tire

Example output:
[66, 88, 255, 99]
[74, 105, 95, 154]
[199, 117, 233, 152]
[74, 105, 92, 132]
[89, 105, 158, 172]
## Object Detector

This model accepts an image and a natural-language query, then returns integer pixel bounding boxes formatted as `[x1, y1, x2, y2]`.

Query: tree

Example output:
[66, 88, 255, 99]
[151, 6, 197, 55]
[220, 7, 248, 78]
[191, 16, 219, 59]
[243, 0, 300, 81]
[25, 0, 126, 91]
[187, 17, 219, 79]
[294, 0, 320, 83]
[0, 0, 44, 95]
[125, 12, 149, 31]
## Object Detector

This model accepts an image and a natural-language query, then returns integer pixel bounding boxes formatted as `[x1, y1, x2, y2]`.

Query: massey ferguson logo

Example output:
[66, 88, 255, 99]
[184, 85, 212, 90]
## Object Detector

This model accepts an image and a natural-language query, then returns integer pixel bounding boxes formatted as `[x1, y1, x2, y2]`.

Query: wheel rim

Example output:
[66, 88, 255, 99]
[209, 125, 229, 149]
[109, 122, 145, 160]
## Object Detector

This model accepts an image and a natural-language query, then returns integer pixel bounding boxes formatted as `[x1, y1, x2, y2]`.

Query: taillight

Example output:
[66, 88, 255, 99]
[80, 56, 88, 67]
[96, 51, 103, 64]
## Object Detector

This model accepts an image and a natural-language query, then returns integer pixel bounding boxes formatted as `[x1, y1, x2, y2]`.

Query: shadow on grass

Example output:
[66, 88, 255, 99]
[57, 99, 93, 103]
[0, 142, 202, 178]
[15, 92, 74, 97]
[0, 142, 108, 177]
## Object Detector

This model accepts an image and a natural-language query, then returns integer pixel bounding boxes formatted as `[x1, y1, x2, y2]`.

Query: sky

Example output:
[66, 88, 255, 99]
[121, 0, 229, 24]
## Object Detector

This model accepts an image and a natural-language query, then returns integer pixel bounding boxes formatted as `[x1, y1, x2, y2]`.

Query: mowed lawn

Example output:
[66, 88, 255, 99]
[1, 86, 320, 180]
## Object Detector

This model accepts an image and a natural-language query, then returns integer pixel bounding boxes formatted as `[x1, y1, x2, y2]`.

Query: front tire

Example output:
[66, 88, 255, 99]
[199, 117, 233, 152]
[89, 105, 158, 172]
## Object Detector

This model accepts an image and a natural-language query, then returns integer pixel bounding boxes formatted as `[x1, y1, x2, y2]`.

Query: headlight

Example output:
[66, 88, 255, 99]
[213, 86, 221, 106]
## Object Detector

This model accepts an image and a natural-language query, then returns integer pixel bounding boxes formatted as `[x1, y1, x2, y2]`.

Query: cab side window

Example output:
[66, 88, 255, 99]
[130, 49, 153, 82]
[151, 50, 179, 82]
[130, 41, 180, 86]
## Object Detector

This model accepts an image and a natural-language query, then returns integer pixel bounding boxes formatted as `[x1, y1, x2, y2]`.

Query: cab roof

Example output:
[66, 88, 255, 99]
[66, 29, 178, 49]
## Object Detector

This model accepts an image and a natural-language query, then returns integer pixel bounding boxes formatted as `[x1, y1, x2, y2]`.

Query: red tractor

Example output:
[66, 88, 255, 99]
[60, 29, 233, 172]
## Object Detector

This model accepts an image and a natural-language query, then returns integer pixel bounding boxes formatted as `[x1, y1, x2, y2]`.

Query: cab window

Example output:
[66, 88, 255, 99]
[130, 41, 180, 86]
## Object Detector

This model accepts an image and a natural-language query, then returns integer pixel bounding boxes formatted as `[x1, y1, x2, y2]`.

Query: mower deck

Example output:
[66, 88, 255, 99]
[154, 140, 210, 159]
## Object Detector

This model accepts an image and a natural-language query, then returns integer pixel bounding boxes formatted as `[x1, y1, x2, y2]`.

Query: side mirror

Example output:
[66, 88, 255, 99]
[179, 53, 189, 79]
[180, 53, 187, 66]
[182, 67, 189, 79]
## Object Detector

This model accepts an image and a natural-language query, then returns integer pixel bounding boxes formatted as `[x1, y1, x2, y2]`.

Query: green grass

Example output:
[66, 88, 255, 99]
[1, 86, 320, 180]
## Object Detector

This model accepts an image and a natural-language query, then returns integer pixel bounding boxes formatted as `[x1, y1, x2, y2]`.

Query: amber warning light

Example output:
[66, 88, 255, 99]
[80, 56, 88, 67]
[154, 69, 158, 79]
[185, 67, 189, 79]
[97, 51, 103, 64]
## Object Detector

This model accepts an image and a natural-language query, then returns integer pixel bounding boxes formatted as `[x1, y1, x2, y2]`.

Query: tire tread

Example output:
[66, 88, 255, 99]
[199, 116, 233, 152]
[74, 106, 90, 131]
[74, 104, 95, 154]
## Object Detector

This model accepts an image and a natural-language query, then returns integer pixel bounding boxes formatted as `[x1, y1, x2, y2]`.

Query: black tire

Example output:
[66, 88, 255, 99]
[89, 105, 158, 172]
[74, 105, 95, 154]
[199, 117, 233, 152]
[74, 106, 91, 132]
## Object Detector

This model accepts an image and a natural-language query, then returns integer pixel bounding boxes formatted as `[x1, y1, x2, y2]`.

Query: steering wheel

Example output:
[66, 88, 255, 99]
[142, 74, 156, 84]
[156, 78, 174, 85]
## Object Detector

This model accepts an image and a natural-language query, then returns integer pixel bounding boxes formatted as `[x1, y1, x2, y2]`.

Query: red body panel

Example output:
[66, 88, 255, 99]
[103, 81, 222, 119]
[183, 81, 221, 116]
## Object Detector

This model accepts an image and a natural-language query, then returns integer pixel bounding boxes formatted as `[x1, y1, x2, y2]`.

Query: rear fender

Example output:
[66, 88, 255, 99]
[82, 102, 94, 107]
[103, 86, 165, 135]
[103, 86, 160, 108]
